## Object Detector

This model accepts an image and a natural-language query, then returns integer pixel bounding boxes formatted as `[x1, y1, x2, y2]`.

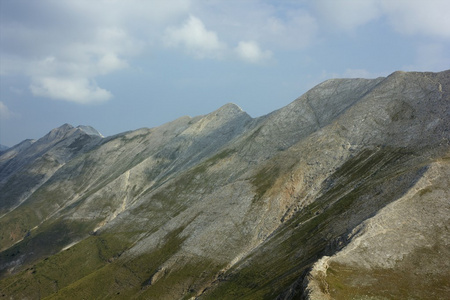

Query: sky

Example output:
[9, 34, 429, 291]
[1, 0, 449, 147]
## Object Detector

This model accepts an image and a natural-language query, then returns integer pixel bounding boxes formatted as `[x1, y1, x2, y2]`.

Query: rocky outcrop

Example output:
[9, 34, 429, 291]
[0, 70, 448, 299]
[304, 157, 450, 300]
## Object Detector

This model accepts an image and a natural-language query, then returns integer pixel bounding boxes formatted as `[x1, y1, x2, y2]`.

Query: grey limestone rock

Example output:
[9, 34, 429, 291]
[0, 70, 449, 299]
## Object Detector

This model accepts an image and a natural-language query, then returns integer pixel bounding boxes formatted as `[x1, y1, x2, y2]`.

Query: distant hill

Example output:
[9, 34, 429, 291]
[0, 144, 8, 152]
[0, 70, 449, 299]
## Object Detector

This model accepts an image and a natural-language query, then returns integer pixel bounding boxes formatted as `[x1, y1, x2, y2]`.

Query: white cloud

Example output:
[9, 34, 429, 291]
[1, 0, 320, 103]
[263, 10, 318, 49]
[0, 0, 190, 104]
[235, 41, 272, 64]
[314, 0, 381, 31]
[30, 77, 112, 104]
[314, 0, 450, 38]
[97, 53, 129, 75]
[380, 0, 450, 38]
[162, 5, 318, 61]
[0, 102, 14, 120]
[191, 3, 318, 51]
[21, 52, 126, 102]
[164, 15, 226, 59]
[3, 0, 447, 108]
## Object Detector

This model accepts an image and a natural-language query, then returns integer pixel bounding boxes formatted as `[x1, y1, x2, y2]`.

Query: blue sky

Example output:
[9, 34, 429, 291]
[1, 0, 449, 147]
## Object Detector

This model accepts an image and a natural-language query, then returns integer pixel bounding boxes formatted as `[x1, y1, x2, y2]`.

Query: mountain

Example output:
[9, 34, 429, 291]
[0, 124, 104, 217]
[0, 70, 449, 299]
[0, 145, 8, 152]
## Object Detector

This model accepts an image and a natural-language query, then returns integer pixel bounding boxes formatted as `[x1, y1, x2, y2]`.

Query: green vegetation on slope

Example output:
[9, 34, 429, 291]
[42, 225, 224, 300]
[0, 218, 97, 279]
[251, 165, 281, 202]
[0, 231, 132, 299]
[202, 147, 428, 299]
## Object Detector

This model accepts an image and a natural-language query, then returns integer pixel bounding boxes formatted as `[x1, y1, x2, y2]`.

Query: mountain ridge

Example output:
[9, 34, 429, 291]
[0, 69, 449, 299]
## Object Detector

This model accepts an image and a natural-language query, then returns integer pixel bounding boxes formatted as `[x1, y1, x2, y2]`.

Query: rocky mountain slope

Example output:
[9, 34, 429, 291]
[0, 70, 449, 299]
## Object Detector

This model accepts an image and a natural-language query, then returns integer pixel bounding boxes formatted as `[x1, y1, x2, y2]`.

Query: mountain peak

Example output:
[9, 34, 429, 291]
[56, 123, 74, 131]
[209, 103, 249, 120]
[219, 102, 244, 112]
[43, 123, 75, 140]
[76, 125, 104, 138]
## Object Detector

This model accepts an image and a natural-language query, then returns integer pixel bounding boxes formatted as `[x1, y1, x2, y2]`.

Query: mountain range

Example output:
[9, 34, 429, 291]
[0, 70, 449, 299]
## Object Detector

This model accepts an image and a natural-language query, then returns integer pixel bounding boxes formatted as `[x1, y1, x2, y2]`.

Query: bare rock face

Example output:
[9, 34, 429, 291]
[304, 158, 450, 300]
[0, 70, 449, 299]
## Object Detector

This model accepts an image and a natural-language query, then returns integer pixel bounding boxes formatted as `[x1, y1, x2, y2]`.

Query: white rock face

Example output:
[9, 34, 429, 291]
[76, 125, 104, 137]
